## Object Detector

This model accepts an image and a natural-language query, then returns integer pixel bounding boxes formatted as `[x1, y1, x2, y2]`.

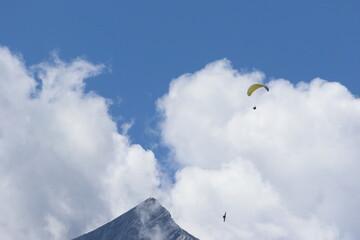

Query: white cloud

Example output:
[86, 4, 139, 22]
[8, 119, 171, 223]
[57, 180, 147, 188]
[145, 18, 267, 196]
[120, 118, 135, 135]
[0, 46, 162, 239]
[137, 200, 165, 240]
[1, 46, 359, 240]
[158, 59, 360, 239]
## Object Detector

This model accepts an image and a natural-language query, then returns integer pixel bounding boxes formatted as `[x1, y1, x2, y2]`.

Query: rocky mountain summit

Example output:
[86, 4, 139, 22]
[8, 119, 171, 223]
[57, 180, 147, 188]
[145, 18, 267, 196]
[72, 198, 199, 240]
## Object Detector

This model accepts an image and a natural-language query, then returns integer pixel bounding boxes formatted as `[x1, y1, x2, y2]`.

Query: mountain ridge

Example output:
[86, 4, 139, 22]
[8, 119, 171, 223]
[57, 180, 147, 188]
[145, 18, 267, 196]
[72, 198, 199, 240]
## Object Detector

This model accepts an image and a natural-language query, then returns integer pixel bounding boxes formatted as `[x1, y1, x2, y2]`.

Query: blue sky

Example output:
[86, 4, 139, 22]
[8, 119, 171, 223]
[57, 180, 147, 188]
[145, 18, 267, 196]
[2, 0, 360, 149]
[1, 1, 360, 239]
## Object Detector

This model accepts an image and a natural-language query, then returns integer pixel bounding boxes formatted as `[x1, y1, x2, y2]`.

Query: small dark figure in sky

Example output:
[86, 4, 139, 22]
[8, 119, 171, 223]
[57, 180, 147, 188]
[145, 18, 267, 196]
[223, 212, 226, 222]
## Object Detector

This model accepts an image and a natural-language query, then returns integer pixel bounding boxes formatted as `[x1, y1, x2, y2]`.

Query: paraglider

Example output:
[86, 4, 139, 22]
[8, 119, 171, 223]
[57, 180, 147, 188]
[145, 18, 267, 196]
[247, 83, 269, 109]
[247, 83, 269, 96]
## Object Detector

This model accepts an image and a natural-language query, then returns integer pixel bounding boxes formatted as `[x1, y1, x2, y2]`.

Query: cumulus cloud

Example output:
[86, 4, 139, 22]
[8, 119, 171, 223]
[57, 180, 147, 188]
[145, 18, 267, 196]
[0, 46, 162, 239]
[2, 46, 359, 240]
[158, 59, 360, 239]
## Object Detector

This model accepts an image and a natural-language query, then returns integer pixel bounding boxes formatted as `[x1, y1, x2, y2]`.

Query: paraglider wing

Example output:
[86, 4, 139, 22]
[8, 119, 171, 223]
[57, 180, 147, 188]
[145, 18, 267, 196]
[247, 84, 269, 96]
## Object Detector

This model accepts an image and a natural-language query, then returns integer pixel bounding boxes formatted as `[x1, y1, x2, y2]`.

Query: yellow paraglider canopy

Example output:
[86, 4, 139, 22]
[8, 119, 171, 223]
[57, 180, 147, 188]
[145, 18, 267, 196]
[247, 84, 269, 96]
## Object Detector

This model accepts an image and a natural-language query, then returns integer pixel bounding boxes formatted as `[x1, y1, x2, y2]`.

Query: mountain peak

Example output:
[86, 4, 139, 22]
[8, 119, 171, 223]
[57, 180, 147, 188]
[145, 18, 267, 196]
[72, 198, 198, 240]
[143, 197, 157, 202]
[138, 197, 159, 208]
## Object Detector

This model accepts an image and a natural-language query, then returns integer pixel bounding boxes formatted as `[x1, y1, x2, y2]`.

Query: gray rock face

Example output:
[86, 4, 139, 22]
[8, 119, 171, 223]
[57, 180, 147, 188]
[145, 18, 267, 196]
[72, 198, 199, 240]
